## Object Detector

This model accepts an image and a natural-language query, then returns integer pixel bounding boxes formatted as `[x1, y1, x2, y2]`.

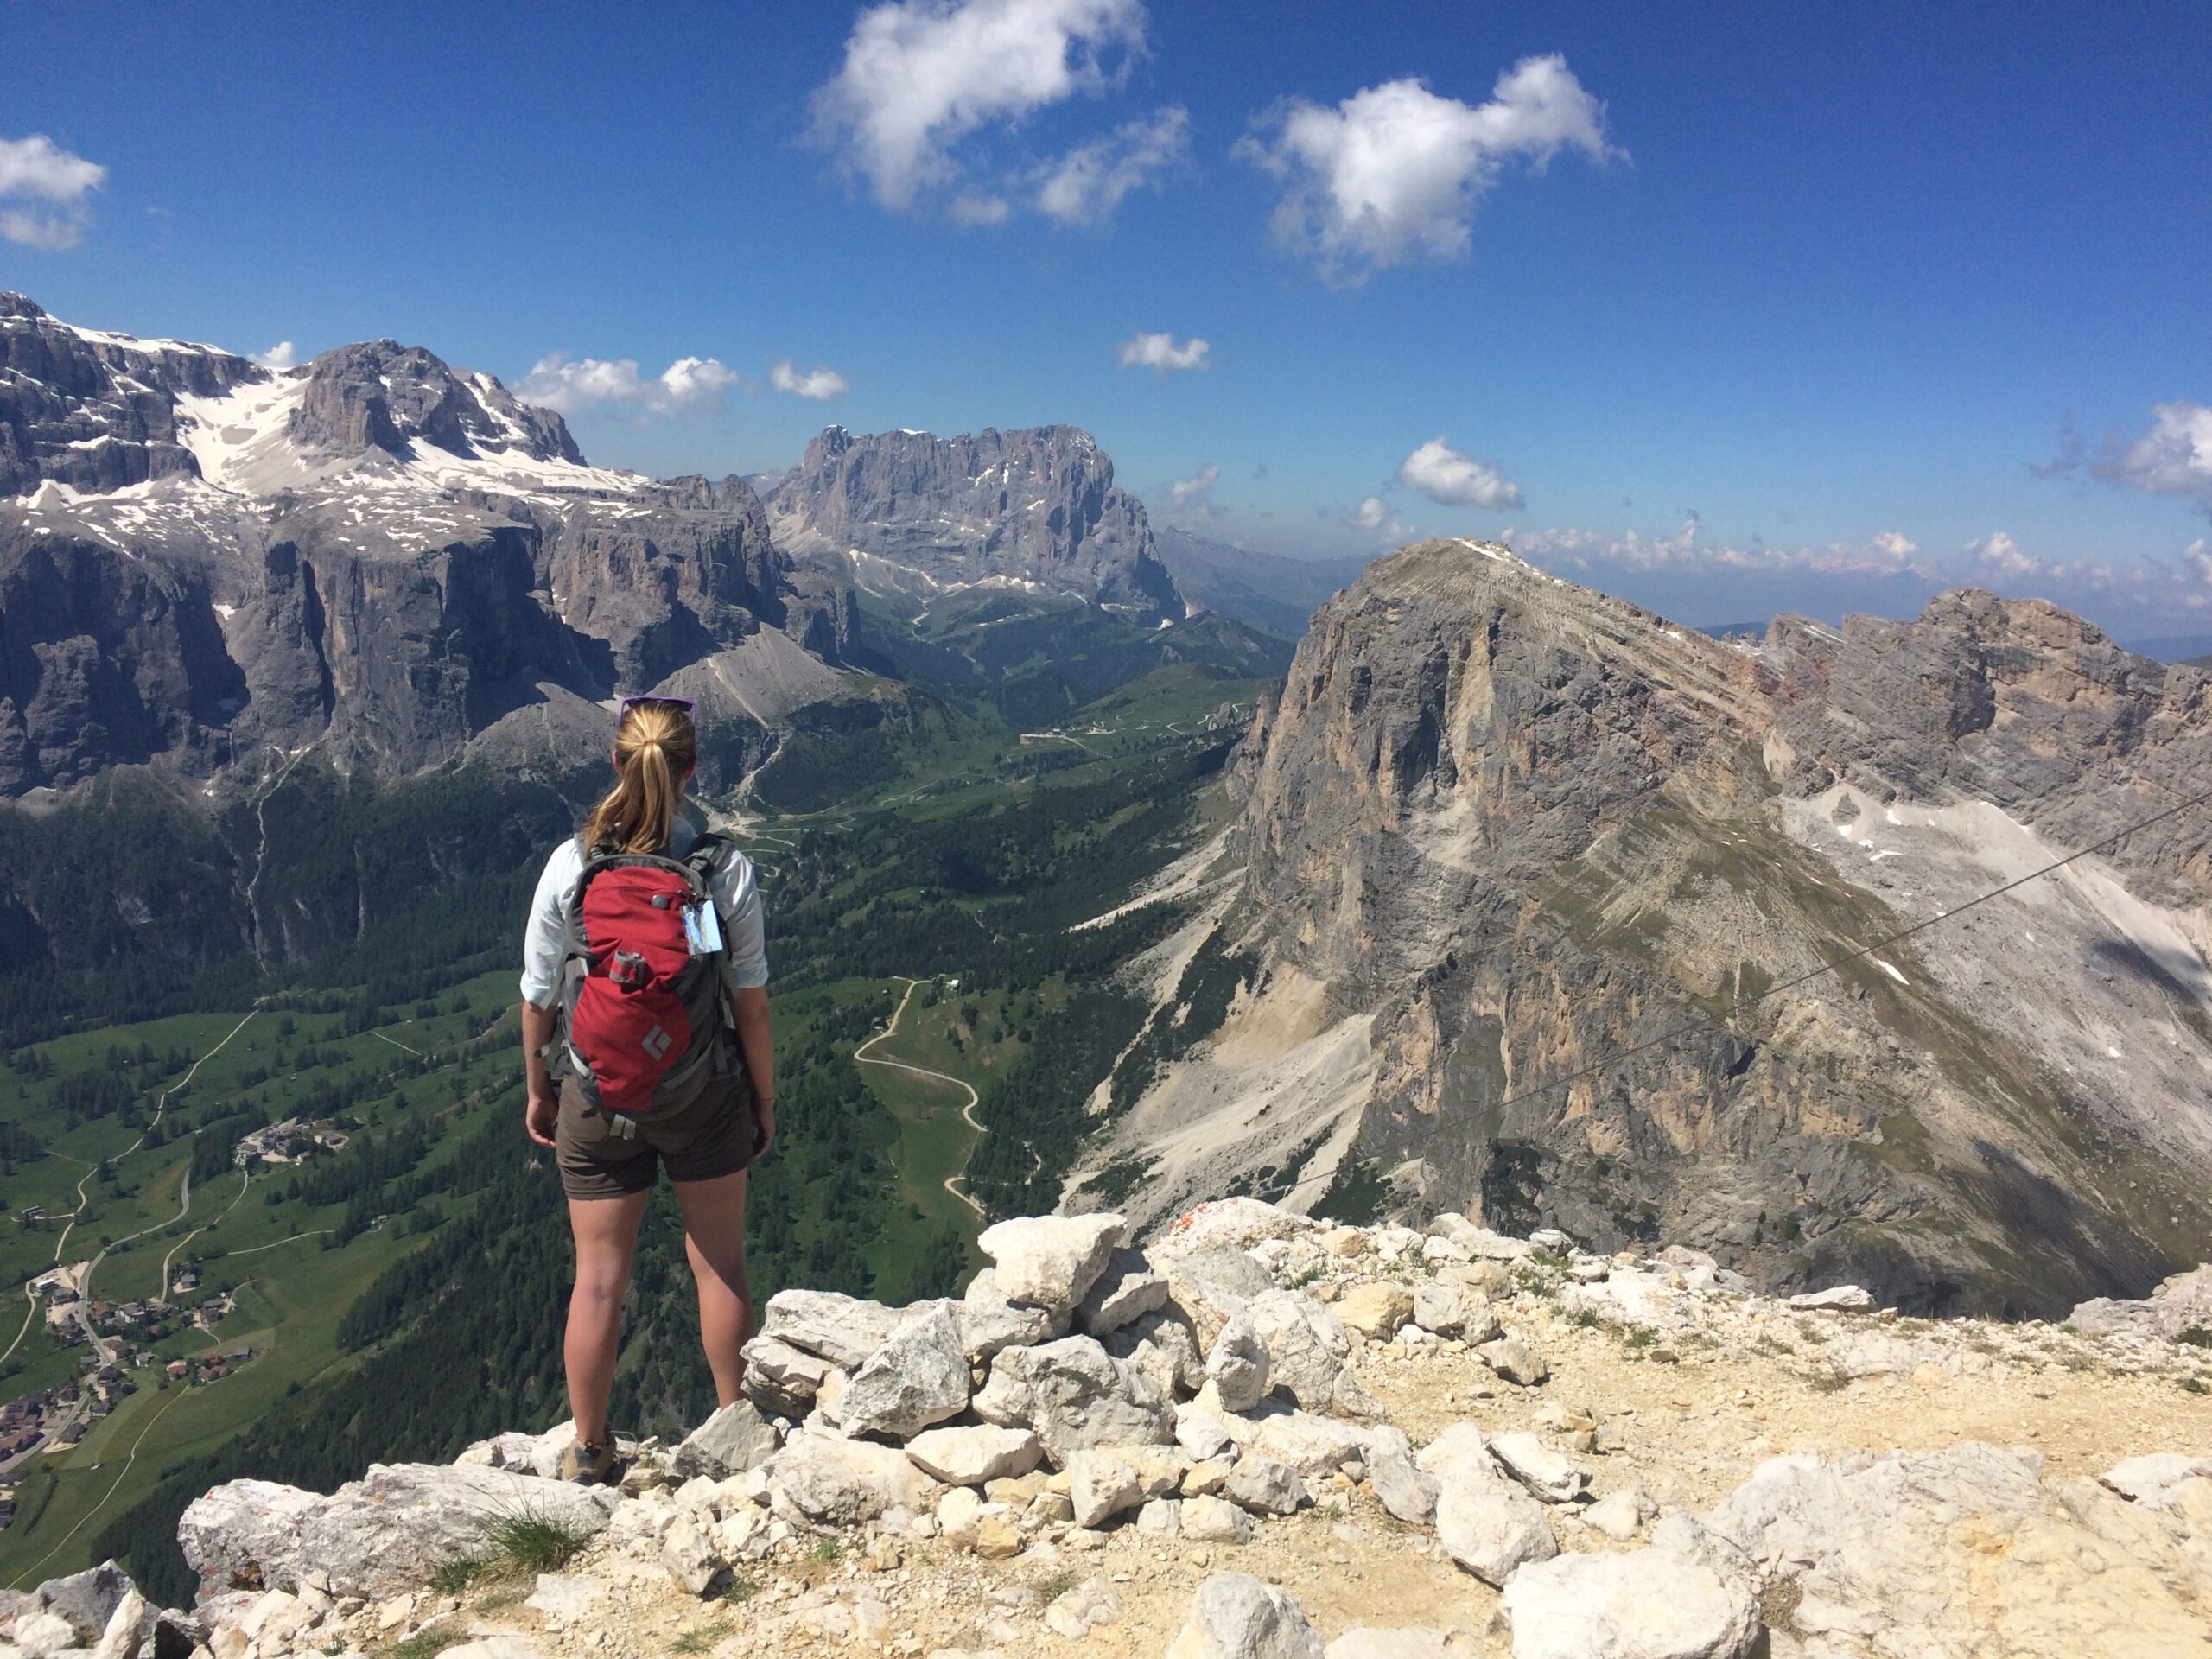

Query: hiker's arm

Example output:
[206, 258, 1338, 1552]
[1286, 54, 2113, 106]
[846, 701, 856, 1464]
[732, 987, 775, 1155]
[521, 1000, 558, 1148]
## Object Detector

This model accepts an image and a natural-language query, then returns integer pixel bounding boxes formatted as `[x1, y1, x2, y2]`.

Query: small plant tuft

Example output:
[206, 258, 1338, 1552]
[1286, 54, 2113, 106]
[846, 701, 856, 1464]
[428, 1559, 486, 1596]
[379, 1630, 469, 1659]
[809, 1535, 842, 1562]
[486, 1509, 592, 1576]
[671, 1618, 732, 1654]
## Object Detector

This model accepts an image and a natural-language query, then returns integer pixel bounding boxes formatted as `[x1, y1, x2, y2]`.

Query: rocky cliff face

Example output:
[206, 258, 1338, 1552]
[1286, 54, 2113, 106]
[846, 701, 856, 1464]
[761, 424, 1185, 621]
[1074, 539, 2212, 1315]
[0, 295, 854, 793]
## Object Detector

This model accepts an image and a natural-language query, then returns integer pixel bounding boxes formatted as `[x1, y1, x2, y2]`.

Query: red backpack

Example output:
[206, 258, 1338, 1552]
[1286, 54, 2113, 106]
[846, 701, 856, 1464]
[553, 833, 740, 1117]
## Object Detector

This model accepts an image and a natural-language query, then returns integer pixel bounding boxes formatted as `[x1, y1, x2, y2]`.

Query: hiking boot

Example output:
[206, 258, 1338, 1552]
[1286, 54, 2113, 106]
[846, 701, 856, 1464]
[559, 1438, 617, 1485]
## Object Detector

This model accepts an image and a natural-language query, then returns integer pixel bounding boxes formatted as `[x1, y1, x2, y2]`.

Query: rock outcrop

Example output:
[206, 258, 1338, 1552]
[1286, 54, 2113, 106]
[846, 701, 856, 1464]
[760, 424, 1185, 621]
[1075, 537, 2212, 1315]
[34, 1197, 2197, 1659]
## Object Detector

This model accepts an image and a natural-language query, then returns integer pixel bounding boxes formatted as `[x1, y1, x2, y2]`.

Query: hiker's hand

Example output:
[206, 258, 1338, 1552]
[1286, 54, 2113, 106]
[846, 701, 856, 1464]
[525, 1086, 559, 1149]
[753, 1094, 776, 1160]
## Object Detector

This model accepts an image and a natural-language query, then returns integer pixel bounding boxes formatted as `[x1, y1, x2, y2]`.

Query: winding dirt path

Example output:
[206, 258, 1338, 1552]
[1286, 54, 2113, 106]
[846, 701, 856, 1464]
[853, 978, 987, 1220]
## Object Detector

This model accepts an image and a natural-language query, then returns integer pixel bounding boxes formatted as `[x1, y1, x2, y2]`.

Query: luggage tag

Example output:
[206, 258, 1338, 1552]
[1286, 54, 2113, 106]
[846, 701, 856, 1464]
[683, 899, 724, 957]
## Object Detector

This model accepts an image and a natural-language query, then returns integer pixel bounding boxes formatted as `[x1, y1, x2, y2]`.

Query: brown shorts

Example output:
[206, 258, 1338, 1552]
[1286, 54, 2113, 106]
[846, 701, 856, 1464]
[555, 1073, 758, 1200]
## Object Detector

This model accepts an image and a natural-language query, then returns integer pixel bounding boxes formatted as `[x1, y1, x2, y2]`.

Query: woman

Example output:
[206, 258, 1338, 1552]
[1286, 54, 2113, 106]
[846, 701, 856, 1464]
[518, 696, 776, 1484]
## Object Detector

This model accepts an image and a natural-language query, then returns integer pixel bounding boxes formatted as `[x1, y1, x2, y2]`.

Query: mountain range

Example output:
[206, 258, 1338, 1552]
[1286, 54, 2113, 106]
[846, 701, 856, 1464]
[6, 292, 2210, 1316]
[1073, 538, 2212, 1313]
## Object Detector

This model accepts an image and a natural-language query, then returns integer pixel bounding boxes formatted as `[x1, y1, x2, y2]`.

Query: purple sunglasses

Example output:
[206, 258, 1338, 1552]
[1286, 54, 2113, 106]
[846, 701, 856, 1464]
[616, 693, 696, 719]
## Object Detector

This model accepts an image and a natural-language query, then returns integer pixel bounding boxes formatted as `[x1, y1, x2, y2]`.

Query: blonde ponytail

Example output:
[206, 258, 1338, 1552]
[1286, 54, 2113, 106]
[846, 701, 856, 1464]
[582, 699, 698, 854]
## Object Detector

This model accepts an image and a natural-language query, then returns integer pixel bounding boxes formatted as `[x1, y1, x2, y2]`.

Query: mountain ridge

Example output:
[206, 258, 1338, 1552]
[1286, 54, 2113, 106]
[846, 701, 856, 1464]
[1071, 537, 2212, 1314]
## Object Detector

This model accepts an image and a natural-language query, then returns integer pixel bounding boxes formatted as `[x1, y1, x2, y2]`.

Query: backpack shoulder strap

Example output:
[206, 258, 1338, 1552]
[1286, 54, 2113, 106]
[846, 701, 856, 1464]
[681, 830, 732, 869]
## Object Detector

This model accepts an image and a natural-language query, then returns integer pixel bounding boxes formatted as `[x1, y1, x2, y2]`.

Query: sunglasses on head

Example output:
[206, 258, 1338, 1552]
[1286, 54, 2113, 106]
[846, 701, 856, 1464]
[616, 694, 696, 719]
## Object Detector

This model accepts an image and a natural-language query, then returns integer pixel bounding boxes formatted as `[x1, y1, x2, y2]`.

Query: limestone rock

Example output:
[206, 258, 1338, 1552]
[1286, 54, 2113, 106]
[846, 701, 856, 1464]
[903, 1425, 1043, 1487]
[1077, 1247, 1170, 1336]
[1208, 1313, 1274, 1413]
[976, 1214, 1125, 1312]
[1499, 1548, 1760, 1659]
[1224, 1404, 1373, 1479]
[1705, 1442, 2212, 1656]
[1107, 1306, 1206, 1399]
[177, 1465, 615, 1601]
[2099, 1453, 2212, 1505]
[1477, 1336, 1550, 1387]
[1166, 1573, 1325, 1659]
[1787, 1285, 1875, 1313]
[439, 1640, 547, 1659]
[737, 1334, 836, 1419]
[1067, 1446, 1187, 1529]
[1246, 1290, 1382, 1417]
[765, 1430, 928, 1527]
[35, 1562, 138, 1644]
[1043, 1577, 1123, 1639]
[1224, 1455, 1309, 1516]
[1584, 1488, 1651, 1541]
[1139, 1497, 1185, 1534]
[13, 1611, 79, 1656]
[1176, 1403, 1238, 1461]
[1182, 1493, 1256, 1543]
[88, 1589, 148, 1659]
[957, 1275, 1066, 1361]
[658, 1512, 721, 1595]
[1334, 1283, 1414, 1341]
[1435, 1478, 1559, 1587]
[1163, 1246, 1276, 1349]
[830, 1300, 970, 1440]
[1150, 1199, 1316, 1262]
[1487, 1433, 1592, 1503]
[1368, 1452, 1440, 1526]
[1325, 1631, 1456, 1659]
[2067, 1264, 2212, 1342]
[971, 1336, 1174, 1465]
[671, 1401, 779, 1480]
[1411, 1284, 1499, 1344]
[758, 1289, 900, 1370]
[974, 1512, 1022, 1559]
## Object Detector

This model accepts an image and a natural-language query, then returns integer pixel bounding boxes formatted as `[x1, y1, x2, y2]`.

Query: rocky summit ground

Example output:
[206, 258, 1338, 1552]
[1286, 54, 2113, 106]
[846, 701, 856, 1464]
[5, 1199, 2209, 1659]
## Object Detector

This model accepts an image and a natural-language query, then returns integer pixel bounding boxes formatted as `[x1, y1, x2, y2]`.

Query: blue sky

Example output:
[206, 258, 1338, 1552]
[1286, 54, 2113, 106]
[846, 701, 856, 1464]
[6, 0, 2212, 639]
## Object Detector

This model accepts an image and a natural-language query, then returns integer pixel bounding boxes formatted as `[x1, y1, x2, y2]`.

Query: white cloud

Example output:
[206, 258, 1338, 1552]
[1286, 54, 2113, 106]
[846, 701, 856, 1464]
[1350, 494, 1411, 539]
[1236, 56, 1615, 283]
[1970, 531, 2034, 575]
[518, 352, 741, 415]
[769, 360, 852, 400]
[2096, 401, 2212, 506]
[1166, 462, 1219, 518]
[949, 192, 1012, 225]
[1399, 437, 1524, 510]
[0, 134, 107, 251]
[1035, 105, 1187, 222]
[1498, 518, 2212, 625]
[251, 341, 298, 371]
[1116, 330, 1209, 374]
[810, 0, 1147, 214]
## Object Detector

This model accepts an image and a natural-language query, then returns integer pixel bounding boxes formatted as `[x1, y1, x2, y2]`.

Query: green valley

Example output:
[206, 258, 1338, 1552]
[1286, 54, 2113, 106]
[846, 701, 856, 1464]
[0, 675, 1262, 1602]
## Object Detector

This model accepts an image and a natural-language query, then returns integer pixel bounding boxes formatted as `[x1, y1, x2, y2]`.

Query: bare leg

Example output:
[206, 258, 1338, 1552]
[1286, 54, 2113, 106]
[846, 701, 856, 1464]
[673, 1168, 752, 1408]
[564, 1188, 652, 1446]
